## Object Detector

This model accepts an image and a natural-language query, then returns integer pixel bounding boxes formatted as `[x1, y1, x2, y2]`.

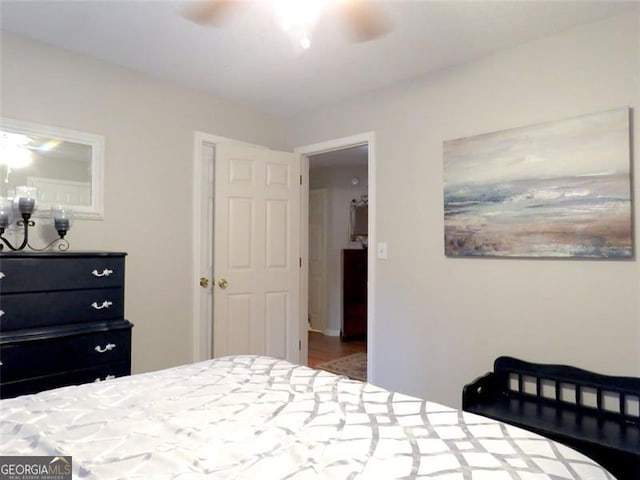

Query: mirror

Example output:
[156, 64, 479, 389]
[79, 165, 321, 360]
[0, 118, 105, 219]
[350, 195, 368, 241]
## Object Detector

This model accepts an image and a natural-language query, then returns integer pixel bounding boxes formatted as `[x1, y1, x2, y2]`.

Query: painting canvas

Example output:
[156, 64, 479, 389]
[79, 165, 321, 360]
[443, 108, 632, 258]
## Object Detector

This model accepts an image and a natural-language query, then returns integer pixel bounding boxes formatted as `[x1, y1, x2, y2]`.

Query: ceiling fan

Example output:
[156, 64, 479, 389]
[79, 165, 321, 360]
[183, 0, 391, 47]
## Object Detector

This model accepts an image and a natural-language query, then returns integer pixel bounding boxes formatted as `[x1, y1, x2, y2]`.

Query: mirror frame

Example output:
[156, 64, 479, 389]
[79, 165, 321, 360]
[1, 118, 105, 220]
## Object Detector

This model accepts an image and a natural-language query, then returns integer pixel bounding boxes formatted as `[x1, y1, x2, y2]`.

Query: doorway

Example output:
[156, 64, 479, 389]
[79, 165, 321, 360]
[192, 131, 377, 383]
[296, 133, 375, 382]
[307, 147, 368, 375]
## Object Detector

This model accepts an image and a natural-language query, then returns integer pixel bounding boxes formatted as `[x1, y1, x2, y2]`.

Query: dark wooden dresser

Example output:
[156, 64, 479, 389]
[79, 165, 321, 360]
[0, 252, 133, 399]
[342, 248, 367, 340]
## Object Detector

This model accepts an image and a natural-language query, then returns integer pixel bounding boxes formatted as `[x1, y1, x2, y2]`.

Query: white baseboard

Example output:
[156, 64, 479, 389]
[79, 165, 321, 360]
[323, 329, 340, 337]
[308, 327, 323, 333]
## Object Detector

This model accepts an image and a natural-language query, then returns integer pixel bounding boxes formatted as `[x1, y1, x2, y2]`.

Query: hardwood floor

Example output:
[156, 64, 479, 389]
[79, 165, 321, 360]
[307, 331, 366, 368]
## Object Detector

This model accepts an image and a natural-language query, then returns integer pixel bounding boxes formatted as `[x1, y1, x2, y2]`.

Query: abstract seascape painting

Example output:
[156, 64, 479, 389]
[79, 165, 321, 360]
[444, 108, 632, 258]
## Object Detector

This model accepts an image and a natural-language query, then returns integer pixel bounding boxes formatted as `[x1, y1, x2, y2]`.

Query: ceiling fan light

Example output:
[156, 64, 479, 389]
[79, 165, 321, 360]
[273, 0, 325, 34]
[300, 36, 311, 49]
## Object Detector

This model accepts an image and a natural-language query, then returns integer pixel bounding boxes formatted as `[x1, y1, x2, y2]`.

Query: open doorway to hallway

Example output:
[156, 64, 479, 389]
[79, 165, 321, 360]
[307, 145, 369, 381]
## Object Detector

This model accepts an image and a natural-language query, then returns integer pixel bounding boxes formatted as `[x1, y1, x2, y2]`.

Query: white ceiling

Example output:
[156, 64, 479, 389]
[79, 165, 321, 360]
[1, 1, 637, 119]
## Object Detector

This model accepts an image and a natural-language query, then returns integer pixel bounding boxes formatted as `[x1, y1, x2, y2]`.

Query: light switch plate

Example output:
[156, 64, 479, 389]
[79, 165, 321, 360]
[377, 242, 388, 259]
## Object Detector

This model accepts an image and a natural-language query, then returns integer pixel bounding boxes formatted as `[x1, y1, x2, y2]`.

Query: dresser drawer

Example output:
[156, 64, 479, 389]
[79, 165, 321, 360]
[0, 255, 125, 293]
[0, 288, 124, 330]
[0, 361, 130, 399]
[0, 325, 132, 382]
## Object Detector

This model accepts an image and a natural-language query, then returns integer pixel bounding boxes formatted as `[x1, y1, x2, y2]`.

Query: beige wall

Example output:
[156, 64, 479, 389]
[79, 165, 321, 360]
[310, 165, 368, 334]
[287, 13, 640, 407]
[1, 32, 288, 374]
[3, 12, 639, 409]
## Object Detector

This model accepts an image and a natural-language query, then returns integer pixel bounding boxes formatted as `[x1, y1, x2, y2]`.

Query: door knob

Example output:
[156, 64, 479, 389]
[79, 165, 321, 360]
[199, 277, 209, 288]
[217, 278, 228, 289]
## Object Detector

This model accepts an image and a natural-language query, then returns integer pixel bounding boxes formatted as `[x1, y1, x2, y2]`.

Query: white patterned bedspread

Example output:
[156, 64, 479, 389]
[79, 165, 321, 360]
[0, 355, 614, 479]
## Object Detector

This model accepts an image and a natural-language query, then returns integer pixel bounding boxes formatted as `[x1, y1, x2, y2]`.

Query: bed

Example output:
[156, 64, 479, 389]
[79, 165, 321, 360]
[0, 355, 615, 479]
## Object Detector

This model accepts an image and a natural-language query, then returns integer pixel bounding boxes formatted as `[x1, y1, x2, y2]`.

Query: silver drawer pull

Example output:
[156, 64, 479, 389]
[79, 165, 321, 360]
[92, 269, 114, 277]
[94, 374, 116, 382]
[0, 361, 3, 366]
[0, 272, 4, 279]
[94, 343, 116, 353]
[91, 301, 113, 310]
[0, 310, 4, 317]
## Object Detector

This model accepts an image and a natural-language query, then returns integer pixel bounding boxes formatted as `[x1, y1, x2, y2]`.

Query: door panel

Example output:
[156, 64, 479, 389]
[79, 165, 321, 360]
[266, 162, 290, 186]
[309, 276, 323, 318]
[229, 158, 254, 184]
[227, 293, 252, 354]
[214, 144, 300, 361]
[265, 291, 287, 358]
[228, 197, 253, 269]
[266, 200, 289, 268]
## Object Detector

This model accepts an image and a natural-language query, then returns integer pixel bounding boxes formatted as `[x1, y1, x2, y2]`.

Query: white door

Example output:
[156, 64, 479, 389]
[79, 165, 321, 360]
[308, 188, 327, 332]
[213, 143, 301, 361]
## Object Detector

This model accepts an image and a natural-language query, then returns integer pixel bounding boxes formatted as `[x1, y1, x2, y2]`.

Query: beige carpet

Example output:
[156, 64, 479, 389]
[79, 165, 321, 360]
[316, 352, 367, 381]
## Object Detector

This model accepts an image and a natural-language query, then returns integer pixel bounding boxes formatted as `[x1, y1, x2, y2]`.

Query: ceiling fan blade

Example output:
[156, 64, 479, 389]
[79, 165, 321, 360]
[335, 0, 391, 43]
[182, 0, 238, 26]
